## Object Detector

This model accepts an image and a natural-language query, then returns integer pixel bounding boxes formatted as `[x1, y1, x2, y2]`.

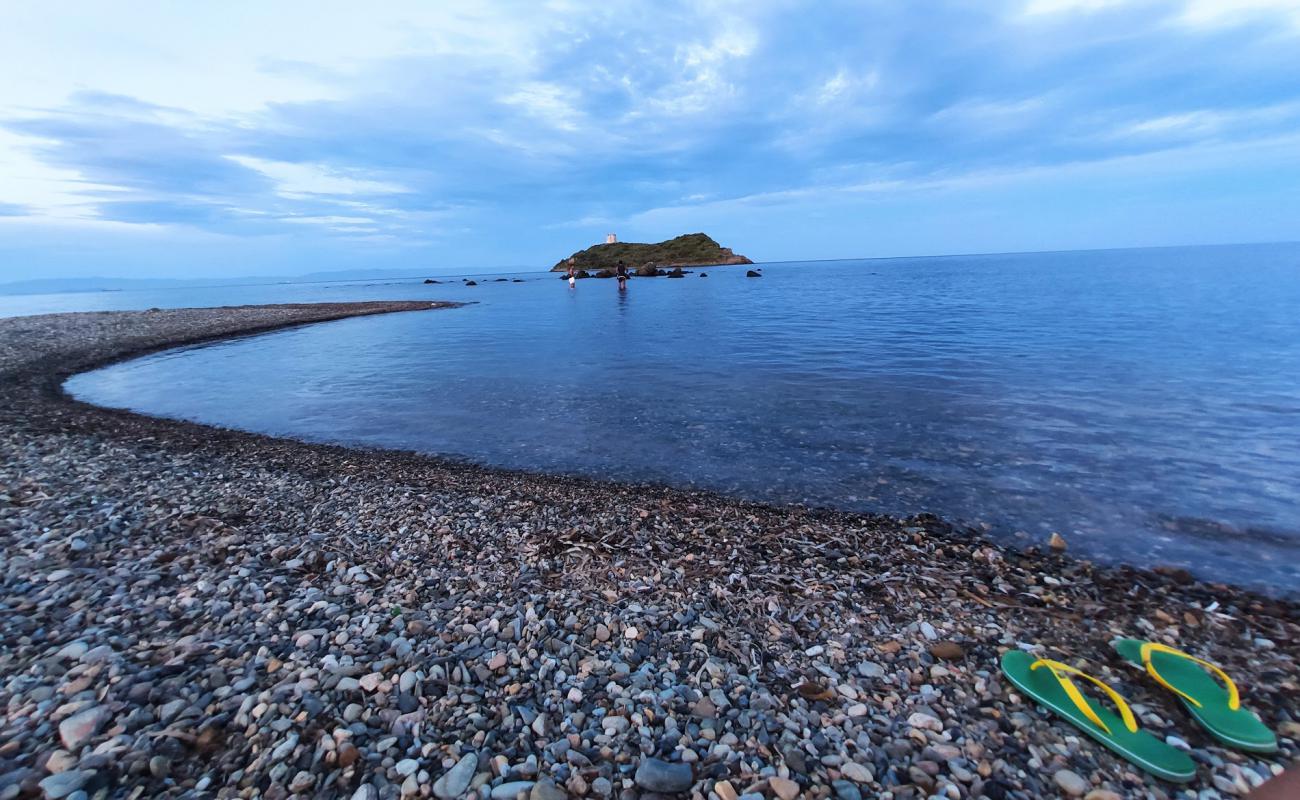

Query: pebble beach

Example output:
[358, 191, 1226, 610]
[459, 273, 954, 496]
[1, 301, 1297, 800]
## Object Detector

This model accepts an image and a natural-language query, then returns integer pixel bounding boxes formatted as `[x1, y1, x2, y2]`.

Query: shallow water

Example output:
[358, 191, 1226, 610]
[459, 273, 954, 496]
[60, 244, 1300, 590]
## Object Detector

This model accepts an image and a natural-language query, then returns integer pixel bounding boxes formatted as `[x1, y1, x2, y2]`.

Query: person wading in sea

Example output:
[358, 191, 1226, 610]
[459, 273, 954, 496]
[616, 260, 628, 291]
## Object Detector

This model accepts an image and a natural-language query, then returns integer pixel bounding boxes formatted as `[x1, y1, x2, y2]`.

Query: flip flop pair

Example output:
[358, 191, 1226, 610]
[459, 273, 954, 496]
[1002, 640, 1276, 783]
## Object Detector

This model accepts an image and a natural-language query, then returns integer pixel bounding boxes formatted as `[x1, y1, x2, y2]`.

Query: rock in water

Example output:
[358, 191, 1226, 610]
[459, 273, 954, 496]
[746, 270, 761, 277]
[434, 753, 478, 799]
[1049, 532, 1068, 551]
[634, 758, 693, 794]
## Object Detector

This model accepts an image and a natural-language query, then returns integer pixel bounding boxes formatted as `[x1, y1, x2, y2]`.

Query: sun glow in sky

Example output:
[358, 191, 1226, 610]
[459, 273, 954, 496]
[2, 0, 1300, 279]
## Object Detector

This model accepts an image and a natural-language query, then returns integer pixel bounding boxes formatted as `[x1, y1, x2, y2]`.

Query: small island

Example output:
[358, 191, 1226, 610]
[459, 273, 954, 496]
[552, 232, 752, 276]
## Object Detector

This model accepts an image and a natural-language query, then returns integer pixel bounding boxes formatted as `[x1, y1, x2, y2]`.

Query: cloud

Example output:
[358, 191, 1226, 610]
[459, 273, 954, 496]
[1110, 102, 1300, 141]
[1021, 0, 1300, 30]
[225, 156, 411, 198]
[2, 1, 1300, 279]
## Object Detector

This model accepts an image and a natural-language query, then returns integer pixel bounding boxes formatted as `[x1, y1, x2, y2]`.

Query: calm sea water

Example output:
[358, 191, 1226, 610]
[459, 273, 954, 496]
[52, 244, 1300, 590]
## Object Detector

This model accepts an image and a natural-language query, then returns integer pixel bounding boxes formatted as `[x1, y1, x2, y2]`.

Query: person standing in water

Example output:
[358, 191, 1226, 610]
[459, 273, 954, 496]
[567, 260, 577, 287]
[616, 260, 628, 291]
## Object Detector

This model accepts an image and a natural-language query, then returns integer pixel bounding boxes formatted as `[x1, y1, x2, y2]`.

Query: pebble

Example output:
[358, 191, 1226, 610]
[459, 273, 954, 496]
[907, 712, 943, 732]
[396, 758, 420, 777]
[57, 707, 109, 751]
[634, 758, 693, 793]
[492, 781, 536, 799]
[288, 771, 314, 792]
[0, 304, 1295, 800]
[840, 762, 873, 784]
[768, 776, 800, 800]
[531, 778, 567, 800]
[55, 641, 89, 660]
[38, 771, 89, 799]
[1054, 769, 1088, 797]
[831, 780, 861, 800]
[44, 751, 77, 773]
[434, 753, 478, 799]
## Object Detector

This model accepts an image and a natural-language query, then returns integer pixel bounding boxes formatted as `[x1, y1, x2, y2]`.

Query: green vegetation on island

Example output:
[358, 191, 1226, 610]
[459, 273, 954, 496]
[552, 233, 752, 273]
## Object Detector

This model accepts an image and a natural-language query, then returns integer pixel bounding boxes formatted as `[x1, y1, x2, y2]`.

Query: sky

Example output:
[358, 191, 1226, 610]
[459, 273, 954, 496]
[2, 0, 1300, 281]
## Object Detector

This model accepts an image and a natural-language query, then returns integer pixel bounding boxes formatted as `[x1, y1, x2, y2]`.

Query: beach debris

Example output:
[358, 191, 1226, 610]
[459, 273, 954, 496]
[929, 640, 965, 660]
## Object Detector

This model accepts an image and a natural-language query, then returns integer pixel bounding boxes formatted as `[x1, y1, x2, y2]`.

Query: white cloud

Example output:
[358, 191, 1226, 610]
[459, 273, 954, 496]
[1022, 0, 1300, 30]
[930, 95, 1054, 132]
[810, 69, 881, 108]
[640, 23, 759, 117]
[1023, 0, 1139, 14]
[0, 1, 555, 119]
[1113, 102, 1300, 139]
[281, 215, 375, 225]
[1179, 0, 1300, 30]
[501, 82, 583, 132]
[627, 130, 1300, 224]
[226, 156, 410, 198]
[0, 130, 124, 219]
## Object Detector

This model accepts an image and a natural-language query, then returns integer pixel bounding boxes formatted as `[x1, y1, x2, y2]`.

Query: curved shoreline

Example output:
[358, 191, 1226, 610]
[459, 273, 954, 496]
[1, 302, 1296, 799]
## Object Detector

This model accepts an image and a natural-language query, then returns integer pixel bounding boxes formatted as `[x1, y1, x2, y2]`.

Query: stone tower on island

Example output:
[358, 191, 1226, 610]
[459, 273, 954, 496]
[605, 233, 617, 244]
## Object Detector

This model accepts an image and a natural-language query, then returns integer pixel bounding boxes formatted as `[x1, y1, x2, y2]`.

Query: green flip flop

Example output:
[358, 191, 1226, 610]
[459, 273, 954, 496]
[1113, 638, 1277, 753]
[1001, 650, 1197, 782]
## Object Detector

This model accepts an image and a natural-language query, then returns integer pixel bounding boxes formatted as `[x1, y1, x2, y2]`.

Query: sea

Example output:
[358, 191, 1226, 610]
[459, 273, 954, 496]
[11, 243, 1299, 590]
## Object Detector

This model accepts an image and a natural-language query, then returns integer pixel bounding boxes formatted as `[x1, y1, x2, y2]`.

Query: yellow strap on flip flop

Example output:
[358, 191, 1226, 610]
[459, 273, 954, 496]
[1030, 659, 1139, 736]
[1139, 642, 1240, 711]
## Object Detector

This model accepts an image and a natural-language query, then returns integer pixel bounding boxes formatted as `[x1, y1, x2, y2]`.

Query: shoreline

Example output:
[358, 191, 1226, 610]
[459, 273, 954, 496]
[1, 302, 1296, 799]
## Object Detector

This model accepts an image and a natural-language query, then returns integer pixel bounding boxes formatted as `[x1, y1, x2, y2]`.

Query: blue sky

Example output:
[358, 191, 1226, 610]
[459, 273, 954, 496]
[2, 0, 1300, 280]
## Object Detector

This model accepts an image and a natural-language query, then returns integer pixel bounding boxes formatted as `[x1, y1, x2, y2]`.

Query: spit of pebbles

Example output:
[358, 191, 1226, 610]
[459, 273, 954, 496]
[1, 303, 1296, 800]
